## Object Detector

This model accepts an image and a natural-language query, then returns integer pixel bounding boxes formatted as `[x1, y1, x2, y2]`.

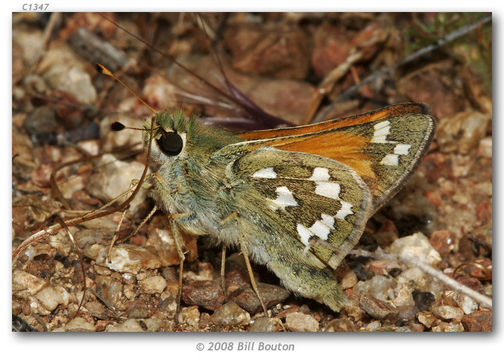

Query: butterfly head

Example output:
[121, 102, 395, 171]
[142, 110, 189, 167]
[144, 110, 240, 167]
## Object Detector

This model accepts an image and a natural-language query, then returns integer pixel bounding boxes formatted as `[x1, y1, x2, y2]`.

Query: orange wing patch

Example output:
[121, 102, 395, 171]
[250, 131, 375, 179]
[238, 103, 428, 141]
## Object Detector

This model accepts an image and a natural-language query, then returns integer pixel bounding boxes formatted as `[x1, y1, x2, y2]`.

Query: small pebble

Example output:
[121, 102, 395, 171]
[38, 44, 97, 104]
[363, 320, 382, 332]
[64, 317, 96, 332]
[87, 244, 162, 274]
[341, 270, 358, 289]
[367, 259, 400, 276]
[461, 310, 492, 332]
[123, 284, 136, 299]
[85, 301, 107, 319]
[477, 137, 492, 158]
[451, 155, 472, 178]
[417, 311, 439, 328]
[127, 304, 151, 319]
[285, 312, 319, 332]
[35, 286, 70, 311]
[140, 275, 167, 294]
[359, 294, 398, 320]
[395, 305, 418, 322]
[178, 306, 200, 328]
[143, 318, 163, 332]
[183, 261, 215, 281]
[182, 280, 225, 311]
[230, 283, 290, 314]
[393, 284, 416, 307]
[396, 268, 428, 290]
[325, 318, 357, 332]
[436, 111, 490, 155]
[353, 275, 395, 302]
[431, 321, 465, 332]
[87, 154, 147, 215]
[142, 73, 179, 110]
[429, 230, 458, 256]
[100, 114, 143, 152]
[13, 27, 44, 65]
[23, 106, 58, 143]
[455, 294, 478, 315]
[12, 270, 46, 296]
[432, 305, 464, 322]
[95, 275, 123, 309]
[412, 290, 436, 311]
[249, 317, 284, 332]
[389, 232, 441, 265]
[211, 302, 250, 327]
[106, 319, 145, 332]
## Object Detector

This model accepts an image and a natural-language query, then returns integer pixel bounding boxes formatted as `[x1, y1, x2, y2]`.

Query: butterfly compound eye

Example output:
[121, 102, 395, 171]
[156, 131, 184, 156]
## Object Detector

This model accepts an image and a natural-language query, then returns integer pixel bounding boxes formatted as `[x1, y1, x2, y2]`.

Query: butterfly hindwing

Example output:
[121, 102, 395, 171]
[228, 147, 372, 269]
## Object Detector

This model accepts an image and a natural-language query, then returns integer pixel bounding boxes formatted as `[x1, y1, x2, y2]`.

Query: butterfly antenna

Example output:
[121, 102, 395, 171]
[96, 63, 158, 114]
[97, 14, 236, 104]
[110, 122, 153, 132]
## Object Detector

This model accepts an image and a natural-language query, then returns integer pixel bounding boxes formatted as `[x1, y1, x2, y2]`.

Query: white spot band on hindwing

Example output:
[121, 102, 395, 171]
[307, 168, 354, 219]
[268, 186, 298, 211]
[257, 167, 356, 253]
[295, 167, 358, 253]
[314, 181, 341, 199]
[336, 201, 353, 220]
[297, 213, 335, 250]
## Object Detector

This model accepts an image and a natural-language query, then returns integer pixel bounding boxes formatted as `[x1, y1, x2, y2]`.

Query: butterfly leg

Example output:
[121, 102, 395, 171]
[217, 212, 240, 296]
[120, 205, 158, 243]
[220, 245, 227, 295]
[169, 213, 192, 320]
[107, 206, 128, 261]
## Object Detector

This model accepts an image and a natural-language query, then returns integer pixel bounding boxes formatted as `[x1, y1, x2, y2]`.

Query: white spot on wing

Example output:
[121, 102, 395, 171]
[335, 201, 354, 220]
[269, 186, 298, 211]
[297, 224, 311, 247]
[374, 120, 390, 130]
[380, 154, 399, 166]
[298, 213, 338, 254]
[372, 121, 391, 143]
[315, 181, 341, 200]
[320, 213, 335, 228]
[379, 143, 412, 166]
[310, 220, 331, 240]
[252, 167, 277, 179]
[394, 144, 411, 155]
[308, 167, 330, 181]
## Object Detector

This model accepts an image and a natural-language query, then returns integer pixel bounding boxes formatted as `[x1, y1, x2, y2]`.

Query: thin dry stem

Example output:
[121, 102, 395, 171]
[350, 248, 492, 309]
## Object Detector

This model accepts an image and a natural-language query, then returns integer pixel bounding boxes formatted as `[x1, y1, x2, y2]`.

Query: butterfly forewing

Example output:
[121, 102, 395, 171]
[237, 104, 435, 211]
[229, 148, 372, 269]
